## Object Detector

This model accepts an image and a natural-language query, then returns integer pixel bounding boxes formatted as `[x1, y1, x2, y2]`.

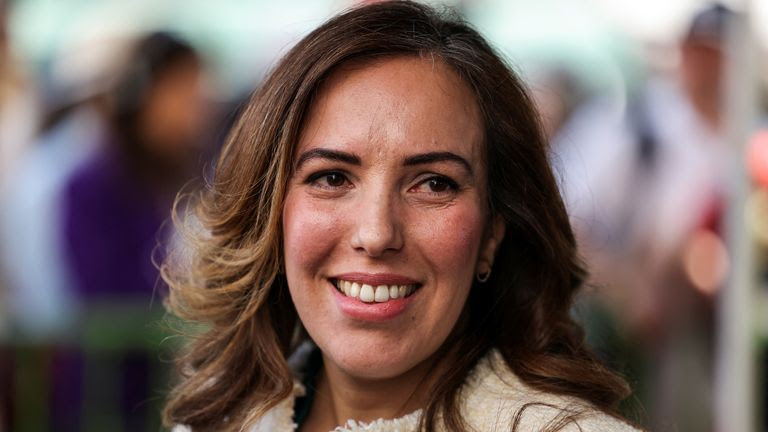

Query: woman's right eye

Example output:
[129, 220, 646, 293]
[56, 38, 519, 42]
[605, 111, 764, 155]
[306, 171, 351, 189]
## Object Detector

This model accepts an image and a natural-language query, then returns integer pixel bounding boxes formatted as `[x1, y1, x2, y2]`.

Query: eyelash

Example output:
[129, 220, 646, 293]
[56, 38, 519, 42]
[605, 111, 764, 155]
[305, 170, 351, 189]
[410, 175, 459, 194]
[305, 171, 458, 195]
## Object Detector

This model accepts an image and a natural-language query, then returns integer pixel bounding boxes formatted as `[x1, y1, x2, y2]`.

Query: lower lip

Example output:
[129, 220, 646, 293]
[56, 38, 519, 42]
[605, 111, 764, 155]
[330, 282, 416, 322]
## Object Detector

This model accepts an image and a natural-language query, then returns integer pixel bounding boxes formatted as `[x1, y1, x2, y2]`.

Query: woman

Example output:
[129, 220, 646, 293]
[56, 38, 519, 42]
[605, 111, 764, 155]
[164, 2, 639, 431]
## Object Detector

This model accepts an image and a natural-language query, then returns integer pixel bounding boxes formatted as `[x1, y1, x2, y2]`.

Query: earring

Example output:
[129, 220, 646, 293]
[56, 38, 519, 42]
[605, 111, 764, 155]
[476, 263, 491, 283]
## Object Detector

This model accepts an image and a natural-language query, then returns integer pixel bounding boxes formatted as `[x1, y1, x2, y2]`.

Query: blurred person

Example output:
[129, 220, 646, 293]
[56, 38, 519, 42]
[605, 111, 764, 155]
[531, 65, 590, 144]
[0, 0, 40, 332]
[0, 6, 123, 429]
[1, 107, 107, 339]
[0, 24, 137, 343]
[553, 4, 733, 431]
[62, 31, 209, 302]
[49, 32, 211, 431]
[0, 1, 44, 427]
[0, 0, 39, 190]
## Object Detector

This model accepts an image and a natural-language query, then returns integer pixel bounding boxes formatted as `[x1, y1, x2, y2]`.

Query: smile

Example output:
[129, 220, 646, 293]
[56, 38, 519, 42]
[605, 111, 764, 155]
[331, 279, 420, 303]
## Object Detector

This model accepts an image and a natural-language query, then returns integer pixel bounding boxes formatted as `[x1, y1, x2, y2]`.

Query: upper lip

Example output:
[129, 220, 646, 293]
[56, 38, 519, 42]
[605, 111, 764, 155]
[331, 272, 420, 286]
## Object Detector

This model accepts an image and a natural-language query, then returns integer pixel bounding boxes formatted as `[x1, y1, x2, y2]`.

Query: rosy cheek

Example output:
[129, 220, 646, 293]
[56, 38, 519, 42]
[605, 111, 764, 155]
[410, 204, 485, 270]
[283, 192, 345, 274]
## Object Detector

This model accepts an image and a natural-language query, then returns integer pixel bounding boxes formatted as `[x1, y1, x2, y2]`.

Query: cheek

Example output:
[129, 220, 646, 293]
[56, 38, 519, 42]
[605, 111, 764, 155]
[404, 202, 486, 356]
[282, 191, 343, 280]
[411, 204, 486, 272]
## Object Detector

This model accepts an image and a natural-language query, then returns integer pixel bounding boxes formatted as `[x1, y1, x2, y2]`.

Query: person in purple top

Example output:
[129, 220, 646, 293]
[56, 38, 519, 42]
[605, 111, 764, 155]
[58, 32, 211, 431]
[63, 32, 208, 300]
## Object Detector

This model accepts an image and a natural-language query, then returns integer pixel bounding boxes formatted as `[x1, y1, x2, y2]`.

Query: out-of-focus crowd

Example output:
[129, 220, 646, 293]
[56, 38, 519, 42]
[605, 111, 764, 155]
[543, 5, 733, 431]
[1, 1, 767, 431]
[0, 3, 228, 428]
[538, 4, 768, 431]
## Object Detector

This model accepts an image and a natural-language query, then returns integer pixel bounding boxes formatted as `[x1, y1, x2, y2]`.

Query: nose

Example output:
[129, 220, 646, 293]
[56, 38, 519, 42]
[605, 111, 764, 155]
[350, 189, 404, 257]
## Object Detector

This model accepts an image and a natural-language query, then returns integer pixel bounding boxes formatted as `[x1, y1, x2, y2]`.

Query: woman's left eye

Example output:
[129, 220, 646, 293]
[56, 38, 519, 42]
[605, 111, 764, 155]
[410, 176, 459, 195]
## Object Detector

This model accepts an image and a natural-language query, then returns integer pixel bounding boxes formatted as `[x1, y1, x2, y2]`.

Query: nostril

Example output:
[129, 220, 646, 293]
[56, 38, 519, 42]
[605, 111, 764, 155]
[351, 226, 403, 256]
[349, 196, 404, 256]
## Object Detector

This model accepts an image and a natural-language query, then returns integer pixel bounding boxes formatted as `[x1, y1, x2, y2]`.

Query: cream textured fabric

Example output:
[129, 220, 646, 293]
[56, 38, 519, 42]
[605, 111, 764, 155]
[175, 349, 641, 431]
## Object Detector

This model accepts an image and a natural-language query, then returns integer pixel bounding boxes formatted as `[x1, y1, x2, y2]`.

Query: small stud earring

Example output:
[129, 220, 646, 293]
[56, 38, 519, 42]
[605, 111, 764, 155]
[476, 264, 491, 283]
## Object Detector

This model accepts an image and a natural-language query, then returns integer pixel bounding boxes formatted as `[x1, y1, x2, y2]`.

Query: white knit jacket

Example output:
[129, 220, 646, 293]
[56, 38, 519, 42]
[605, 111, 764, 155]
[176, 350, 641, 432]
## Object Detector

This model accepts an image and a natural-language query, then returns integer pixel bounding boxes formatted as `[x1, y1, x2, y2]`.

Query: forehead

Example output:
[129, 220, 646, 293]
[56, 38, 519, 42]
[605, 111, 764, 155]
[297, 55, 484, 161]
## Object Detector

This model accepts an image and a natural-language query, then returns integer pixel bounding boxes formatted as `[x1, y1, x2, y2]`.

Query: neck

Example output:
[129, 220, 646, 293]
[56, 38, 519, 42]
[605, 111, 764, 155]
[303, 352, 442, 431]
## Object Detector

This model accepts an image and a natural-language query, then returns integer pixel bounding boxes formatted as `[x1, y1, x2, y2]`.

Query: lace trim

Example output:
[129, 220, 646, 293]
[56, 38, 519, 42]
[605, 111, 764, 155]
[330, 409, 423, 432]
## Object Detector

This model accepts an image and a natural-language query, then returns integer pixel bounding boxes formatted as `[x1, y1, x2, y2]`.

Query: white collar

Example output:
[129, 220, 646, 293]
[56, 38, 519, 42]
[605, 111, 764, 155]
[172, 349, 639, 432]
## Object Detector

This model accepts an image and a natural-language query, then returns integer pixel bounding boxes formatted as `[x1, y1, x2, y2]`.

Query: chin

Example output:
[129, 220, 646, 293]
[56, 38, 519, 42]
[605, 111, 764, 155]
[319, 334, 426, 380]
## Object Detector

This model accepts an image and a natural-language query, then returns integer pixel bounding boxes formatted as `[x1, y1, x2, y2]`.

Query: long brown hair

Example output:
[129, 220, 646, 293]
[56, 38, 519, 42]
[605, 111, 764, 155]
[162, 1, 630, 430]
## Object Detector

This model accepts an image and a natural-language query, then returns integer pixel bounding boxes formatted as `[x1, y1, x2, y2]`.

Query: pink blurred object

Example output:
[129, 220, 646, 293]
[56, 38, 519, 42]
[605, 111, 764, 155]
[747, 129, 768, 188]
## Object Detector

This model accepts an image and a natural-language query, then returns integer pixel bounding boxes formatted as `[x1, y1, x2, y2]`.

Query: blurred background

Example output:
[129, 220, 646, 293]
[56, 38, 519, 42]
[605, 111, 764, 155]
[1, 0, 767, 430]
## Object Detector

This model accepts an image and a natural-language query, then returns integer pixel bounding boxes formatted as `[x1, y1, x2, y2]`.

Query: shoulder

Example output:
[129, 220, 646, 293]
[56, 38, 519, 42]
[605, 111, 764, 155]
[172, 386, 301, 432]
[460, 350, 641, 432]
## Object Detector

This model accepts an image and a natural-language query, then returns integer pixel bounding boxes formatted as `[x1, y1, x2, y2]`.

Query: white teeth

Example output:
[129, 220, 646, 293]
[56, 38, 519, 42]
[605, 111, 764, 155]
[375, 285, 389, 302]
[335, 279, 417, 302]
[359, 284, 375, 302]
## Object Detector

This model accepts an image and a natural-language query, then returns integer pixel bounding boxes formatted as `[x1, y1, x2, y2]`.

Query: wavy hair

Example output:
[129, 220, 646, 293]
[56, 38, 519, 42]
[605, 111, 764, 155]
[162, 1, 630, 430]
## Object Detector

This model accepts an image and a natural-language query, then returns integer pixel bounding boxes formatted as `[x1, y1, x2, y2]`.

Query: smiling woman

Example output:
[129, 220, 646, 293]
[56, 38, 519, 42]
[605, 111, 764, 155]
[162, 2, 639, 431]
[284, 56, 495, 388]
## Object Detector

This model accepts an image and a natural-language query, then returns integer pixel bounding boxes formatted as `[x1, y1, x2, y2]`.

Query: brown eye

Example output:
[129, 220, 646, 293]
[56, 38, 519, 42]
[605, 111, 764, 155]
[325, 173, 346, 187]
[305, 170, 351, 189]
[326, 173, 347, 187]
[427, 178, 451, 193]
[409, 175, 459, 196]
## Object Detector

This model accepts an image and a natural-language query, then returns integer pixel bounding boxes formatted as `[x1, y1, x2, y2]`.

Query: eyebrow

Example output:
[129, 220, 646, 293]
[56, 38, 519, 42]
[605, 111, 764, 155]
[295, 148, 361, 170]
[403, 152, 472, 174]
[294, 148, 473, 175]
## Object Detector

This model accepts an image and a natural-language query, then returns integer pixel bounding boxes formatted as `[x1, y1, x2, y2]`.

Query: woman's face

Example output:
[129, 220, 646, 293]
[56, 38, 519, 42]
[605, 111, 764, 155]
[283, 56, 501, 380]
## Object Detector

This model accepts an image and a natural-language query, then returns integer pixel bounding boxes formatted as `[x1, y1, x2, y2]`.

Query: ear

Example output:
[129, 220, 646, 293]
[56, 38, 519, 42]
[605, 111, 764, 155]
[477, 215, 506, 271]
